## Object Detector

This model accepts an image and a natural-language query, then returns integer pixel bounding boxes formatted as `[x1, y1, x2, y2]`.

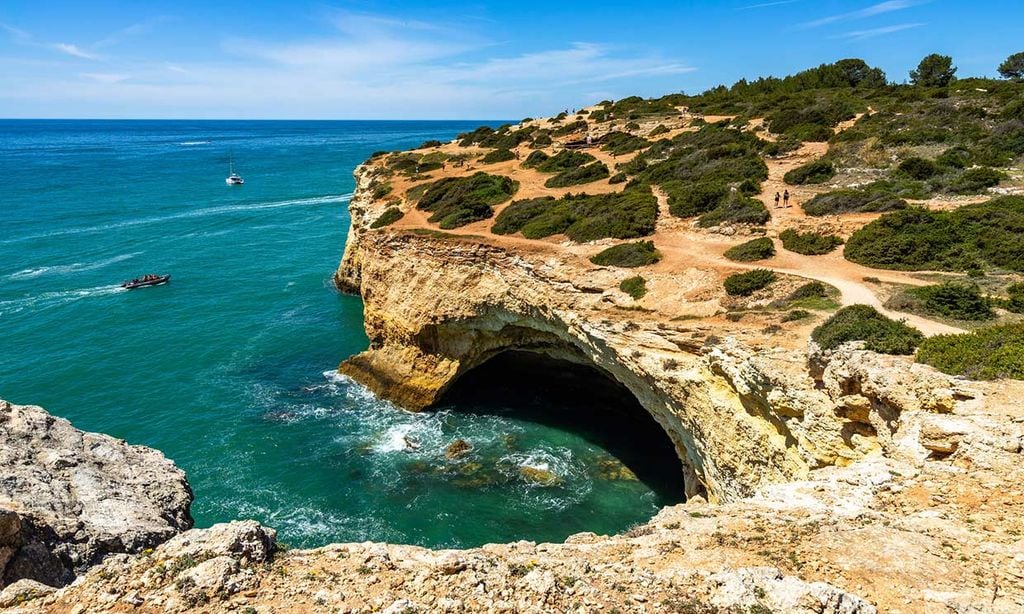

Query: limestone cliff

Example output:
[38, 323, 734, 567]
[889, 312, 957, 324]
[0, 400, 193, 589]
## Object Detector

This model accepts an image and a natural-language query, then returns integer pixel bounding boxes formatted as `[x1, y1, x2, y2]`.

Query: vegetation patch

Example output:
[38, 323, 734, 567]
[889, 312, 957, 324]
[917, 323, 1024, 380]
[811, 305, 923, 354]
[783, 159, 835, 185]
[545, 162, 611, 188]
[697, 193, 770, 228]
[724, 237, 776, 262]
[490, 186, 657, 242]
[724, 269, 777, 296]
[802, 186, 908, 216]
[370, 207, 404, 229]
[590, 241, 661, 268]
[600, 132, 651, 155]
[779, 229, 843, 255]
[481, 149, 516, 164]
[779, 280, 841, 310]
[528, 150, 596, 173]
[417, 172, 518, 229]
[619, 276, 648, 299]
[887, 282, 995, 321]
[782, 309, 812, 322]
[844, 196, 1024, 272]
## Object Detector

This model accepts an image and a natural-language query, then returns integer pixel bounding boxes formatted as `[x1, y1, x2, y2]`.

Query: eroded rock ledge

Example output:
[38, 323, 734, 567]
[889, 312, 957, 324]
[0, 400, 193, 589]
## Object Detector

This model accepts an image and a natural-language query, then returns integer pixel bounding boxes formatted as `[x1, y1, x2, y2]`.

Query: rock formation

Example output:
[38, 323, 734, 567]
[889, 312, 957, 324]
[0, 400, 193, 589]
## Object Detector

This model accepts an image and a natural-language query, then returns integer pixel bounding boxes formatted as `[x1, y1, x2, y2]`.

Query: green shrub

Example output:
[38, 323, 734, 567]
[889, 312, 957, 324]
[811, 305, 924, 354]
[723, 269, 777, 296]
[590, 241, 662, 267]
[738, 178, 761, 196]
[724, 237, 776, 262]
[903, 282, 995, 321]
[917, 323, 1024, 380]
[779, 229, 843, 255]
[898, 157, 939, 180]
[530, 133, 553, 148]
[782, 309, 812, 322]
[649, 124, 670, 137]
[417, 172, 518, 229]
[843, 196, 1024, 272]
[490, 186, 657, 242]
[482, 149, 516, 164]
[788, 281, 829, 300]
[609, 172, 627, 184]
[664, 180, 728, 218]
[544, 162, 610, 188]
[551, 120, 588, 137]
[948, 167, 1005, 194]
[522, 151, 549, 167]
[532, 150, 596, 173]
[784, 159, 835, 185]
[802, 187, 907, 216]
[1004, 282, 1024, 313]
[370, 207, 404, 229]
[491, 197, 557, 235]
[601, 132, 650, 155]
[419, 140, 444, 149]
[619, 276, 648, 299]
[698, 193, 770, 227]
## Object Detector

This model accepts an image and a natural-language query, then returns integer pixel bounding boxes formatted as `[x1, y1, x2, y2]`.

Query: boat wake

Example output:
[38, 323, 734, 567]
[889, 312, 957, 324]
[2, 194, 354, 245]
[0, 284, 124, 316]
[6, 252, 143, 281]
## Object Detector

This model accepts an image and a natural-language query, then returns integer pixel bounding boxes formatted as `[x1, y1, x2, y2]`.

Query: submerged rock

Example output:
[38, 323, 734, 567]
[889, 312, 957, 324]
[595, 457, 639, 481]
[445, 438, 472, 460]
[0, 400, 193, 589]
[519, 466, 561, 487]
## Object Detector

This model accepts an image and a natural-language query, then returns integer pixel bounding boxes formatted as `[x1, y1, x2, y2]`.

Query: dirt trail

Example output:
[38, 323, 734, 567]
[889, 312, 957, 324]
[383, 118, 967, 336]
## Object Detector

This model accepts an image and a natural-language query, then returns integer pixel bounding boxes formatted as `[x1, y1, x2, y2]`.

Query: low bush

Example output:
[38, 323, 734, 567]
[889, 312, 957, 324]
[482, 149, 516, 164]
[697, 193, 770, 227]
[917, 323, 1024, 380]
[530, 133, 553, 148]
[551, 120, 588, 137]
[811, 305, 924, 354]
[1004, 282, 1024, 313]
[897, 157, 939, 180]
[902, 282, 995, 321]
[609, 172, 627, 184]
[417, 172, 518, 229]
[802, 187, 908, 216]
[723, 269, 777, 296]
[522, 151, 549, 168]
[544, 162, 610, 188]
[779, 229, 843, 255]
[843, 196, 1024, 272]
[664, 180, 728, 218]
[619, 276, 648, 299]
[490, 186, 658, 242]
[419, 139, 444, 149]
[788, 280, 829, 300]
[590, 241, 662, 267]
[782, 309, 812, 322]
[724, 237, 776, 261]
[601, 132, 650, 155]
[649, 124, 670, 137]
[370, 207, 404, 229]
[784, 159, 835, 185]
[948, 167, 1005, 194]
[531, 150, 596, 173]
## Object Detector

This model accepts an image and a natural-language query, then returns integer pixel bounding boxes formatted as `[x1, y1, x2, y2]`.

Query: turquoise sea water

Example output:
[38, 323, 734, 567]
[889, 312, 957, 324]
[0, 120, 683, 548]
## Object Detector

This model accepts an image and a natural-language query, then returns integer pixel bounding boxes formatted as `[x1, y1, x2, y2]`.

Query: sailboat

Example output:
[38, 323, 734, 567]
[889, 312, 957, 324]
[225, 156, 244, 186]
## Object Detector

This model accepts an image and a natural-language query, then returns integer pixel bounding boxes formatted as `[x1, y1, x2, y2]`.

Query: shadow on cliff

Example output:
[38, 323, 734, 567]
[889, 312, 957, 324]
[433, 350, 686, 504]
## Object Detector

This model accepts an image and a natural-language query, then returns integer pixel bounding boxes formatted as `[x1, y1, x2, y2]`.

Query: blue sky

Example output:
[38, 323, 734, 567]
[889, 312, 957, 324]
[0, 1, 1020, 119]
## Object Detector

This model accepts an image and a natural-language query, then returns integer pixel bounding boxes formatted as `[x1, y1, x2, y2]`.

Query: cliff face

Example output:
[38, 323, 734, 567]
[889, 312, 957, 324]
[0, 400, 193, 589]
[335, 163, 971, 503]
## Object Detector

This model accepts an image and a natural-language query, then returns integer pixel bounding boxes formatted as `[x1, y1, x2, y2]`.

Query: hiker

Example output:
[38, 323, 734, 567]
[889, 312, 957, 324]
[774, 192, 781, 208]
[586, 134, 593, 146]
[783, 190, 790, 208]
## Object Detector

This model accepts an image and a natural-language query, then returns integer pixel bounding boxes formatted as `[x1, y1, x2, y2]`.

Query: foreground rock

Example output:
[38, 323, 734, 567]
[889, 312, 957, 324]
[0, 400, 193, 588]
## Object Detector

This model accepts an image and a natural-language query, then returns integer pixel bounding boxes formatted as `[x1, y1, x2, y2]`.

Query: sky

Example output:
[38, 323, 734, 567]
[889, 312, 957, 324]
[0, 0, 1020, 119]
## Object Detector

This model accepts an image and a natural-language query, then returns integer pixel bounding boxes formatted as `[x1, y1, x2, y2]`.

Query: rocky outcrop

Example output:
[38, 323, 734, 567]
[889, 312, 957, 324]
[0, 400, 193, 589]
[334, 164, 984, 503]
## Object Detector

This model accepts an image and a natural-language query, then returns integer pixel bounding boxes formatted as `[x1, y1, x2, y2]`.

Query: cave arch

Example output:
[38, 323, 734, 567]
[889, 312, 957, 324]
[432, 348, 692, 503]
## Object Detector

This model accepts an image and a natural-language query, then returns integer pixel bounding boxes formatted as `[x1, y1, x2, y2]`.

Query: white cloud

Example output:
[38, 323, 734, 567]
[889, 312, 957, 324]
[79, 72, 131, 83]
[801, 0, 923, 28]
[738, 0, 801, 10]
[836, 22, 925, 40]
[53, 43, 100, 60]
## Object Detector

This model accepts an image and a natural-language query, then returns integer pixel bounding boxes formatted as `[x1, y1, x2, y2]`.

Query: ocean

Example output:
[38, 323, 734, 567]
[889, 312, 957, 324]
[0, 120, 682, 548]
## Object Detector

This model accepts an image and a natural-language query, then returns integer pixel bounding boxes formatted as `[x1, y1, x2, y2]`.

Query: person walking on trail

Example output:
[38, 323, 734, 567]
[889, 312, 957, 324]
[783, 190, 791, 208]
[774, 192, 781, 208]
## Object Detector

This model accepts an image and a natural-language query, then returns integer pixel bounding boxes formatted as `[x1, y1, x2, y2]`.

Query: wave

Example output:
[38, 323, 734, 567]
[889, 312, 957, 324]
[2, 193, 354, 245]
[178, 141, 211, 146]
[0, 284, 124, 316]
[6, 252, 142, 281]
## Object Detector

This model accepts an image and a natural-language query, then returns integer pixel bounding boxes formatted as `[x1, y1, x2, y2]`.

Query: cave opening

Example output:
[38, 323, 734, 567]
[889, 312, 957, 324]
[435, 350, 687, 508]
